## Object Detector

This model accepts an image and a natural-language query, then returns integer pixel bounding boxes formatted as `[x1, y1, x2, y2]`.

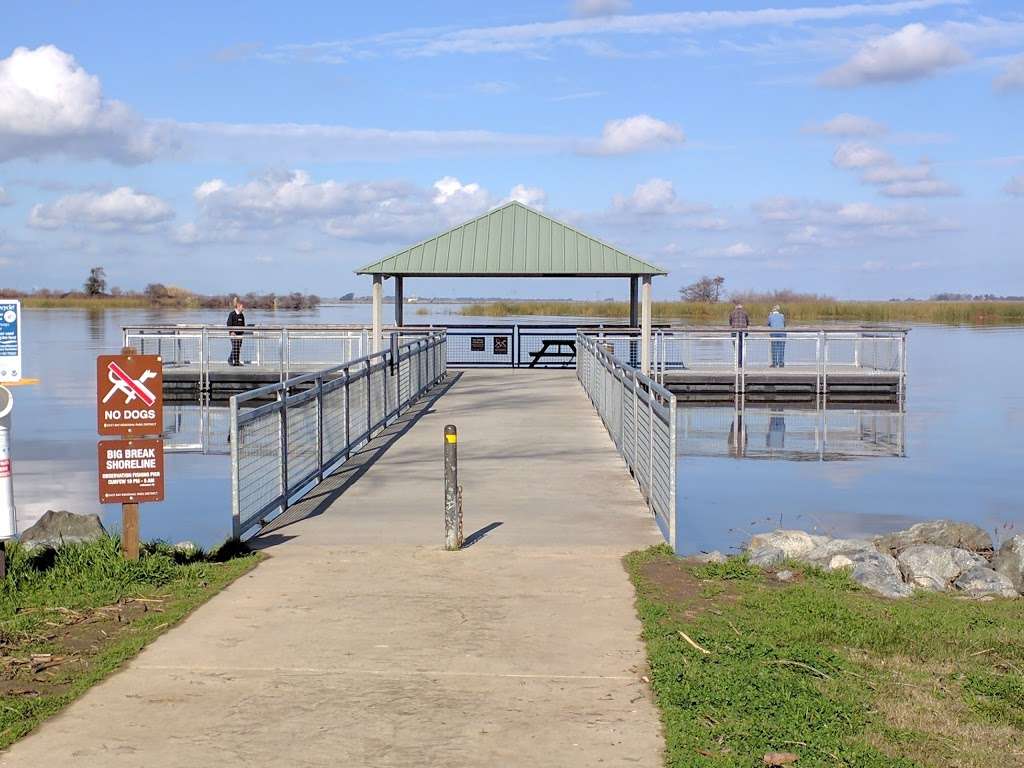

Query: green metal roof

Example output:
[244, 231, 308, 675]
[356, 201, 667, 277]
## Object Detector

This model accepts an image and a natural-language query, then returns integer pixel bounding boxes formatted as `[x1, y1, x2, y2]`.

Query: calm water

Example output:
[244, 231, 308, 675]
[9, 308, 1024, 550]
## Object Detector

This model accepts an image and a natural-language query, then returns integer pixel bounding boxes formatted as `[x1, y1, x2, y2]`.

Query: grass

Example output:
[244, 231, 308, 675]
[20, 296, 161, 309]
[460, 300, 1024, 326]
[0, 536, 259, 748]
[626, 545, 1024, 767]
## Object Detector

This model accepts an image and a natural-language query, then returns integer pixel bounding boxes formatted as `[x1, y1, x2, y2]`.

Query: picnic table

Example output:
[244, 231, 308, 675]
[528, 339, 577, 368]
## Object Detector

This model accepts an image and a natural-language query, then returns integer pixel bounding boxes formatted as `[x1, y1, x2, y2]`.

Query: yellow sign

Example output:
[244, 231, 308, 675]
[445, 433, 457, 443]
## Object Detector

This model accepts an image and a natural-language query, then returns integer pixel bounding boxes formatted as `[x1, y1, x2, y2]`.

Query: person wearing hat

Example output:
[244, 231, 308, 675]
[729, 302, 750, 367]
[768, 304, 786, 368]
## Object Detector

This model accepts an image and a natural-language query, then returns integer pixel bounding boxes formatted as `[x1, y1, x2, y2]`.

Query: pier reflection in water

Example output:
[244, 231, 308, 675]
[163, 400, 231, 455]
[678, 397, 905, 461]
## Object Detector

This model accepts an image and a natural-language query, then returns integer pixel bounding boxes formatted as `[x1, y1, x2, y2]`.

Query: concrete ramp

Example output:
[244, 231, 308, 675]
[3, 370, 664, 767]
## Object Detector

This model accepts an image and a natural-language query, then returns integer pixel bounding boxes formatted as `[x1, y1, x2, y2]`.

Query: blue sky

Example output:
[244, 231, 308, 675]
[0, 0, 1022, 299]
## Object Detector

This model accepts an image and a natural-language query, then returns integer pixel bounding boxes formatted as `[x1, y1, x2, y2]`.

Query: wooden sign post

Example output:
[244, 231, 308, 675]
[96, 349, 164, 560]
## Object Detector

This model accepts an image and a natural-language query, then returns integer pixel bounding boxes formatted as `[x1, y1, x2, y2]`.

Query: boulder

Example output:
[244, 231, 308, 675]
[992, 536, 1024, 594]
[953, 566, 1018, 599]
[748, 530, 828, 559]
[174, 540, 198, 555]
[19, 510, 106, 552]
[831, 549, 913, 599]
[692, 550, 727, 564]
[803, 538, 877, 567]
[897, 545, 986, 592]
[775, 570, 795, 583]
[875, 520, 993, 554]
[749, 546, 786, 568]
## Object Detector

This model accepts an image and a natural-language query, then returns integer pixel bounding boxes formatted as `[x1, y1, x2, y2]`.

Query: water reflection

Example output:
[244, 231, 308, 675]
[164, 400, 231, 455]
[679, 397, 905, 461]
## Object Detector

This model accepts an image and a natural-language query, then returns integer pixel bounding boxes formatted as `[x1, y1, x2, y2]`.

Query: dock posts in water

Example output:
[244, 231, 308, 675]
[443, 424, 462, 551]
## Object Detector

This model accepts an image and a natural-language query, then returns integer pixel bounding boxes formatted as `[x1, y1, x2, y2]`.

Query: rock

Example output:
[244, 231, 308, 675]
[19, 510, 106, 552]
[749, 546, 786, 568]
[173, 540, 198, 555]
[831, 549, 913, 599]
[775, 570, 795, 582]
[954, 566, 1019, 598]
[992, 536, 1024, 593]
[875, 520, 993, 554]
[829, 555, 855, 571]
[748, 530, 827, 559]
[803, 538, 877, 567]
[692, 550, 727, 564]
[897, 545, 985, 592]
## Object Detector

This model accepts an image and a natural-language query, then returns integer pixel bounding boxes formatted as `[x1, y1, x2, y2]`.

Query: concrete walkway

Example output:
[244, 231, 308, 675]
[3, 370, 664, 767]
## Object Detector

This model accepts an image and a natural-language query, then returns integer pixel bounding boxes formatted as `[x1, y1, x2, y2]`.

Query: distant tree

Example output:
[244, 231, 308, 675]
[680, 275, 724, 303]
[84, 266, 107, 296]
[339, 292, 355, 302]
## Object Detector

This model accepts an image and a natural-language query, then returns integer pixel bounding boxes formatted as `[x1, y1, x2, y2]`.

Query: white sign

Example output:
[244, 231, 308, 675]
[0, 300, 21, 383]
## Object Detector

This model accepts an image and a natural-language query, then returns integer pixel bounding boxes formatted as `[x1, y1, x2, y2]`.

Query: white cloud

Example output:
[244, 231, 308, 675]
[861, 163, 932, 183]
[721, 242, 755, 257]
[879, 178, 959, 197]
[502, 184, 547, 209]
[267, 1, 966, 60]
[587, 115, 685, 155]
[573, 0, 631, 17]
[472, 80, 516, 95]
[27, 187, 174, 231]
[994, 55, 1024, 91]
[819, 24, 968, 87]
[754, 196, 805, 222]
[832, 142, 892, 169]
[611, 178, 689, 215]
[186, 170, 548, 243]
[1006, 175, 1024, 197]
[0, 187, 11, 206]
[805, 113, 888, 137]
[0, 45, 175, 163]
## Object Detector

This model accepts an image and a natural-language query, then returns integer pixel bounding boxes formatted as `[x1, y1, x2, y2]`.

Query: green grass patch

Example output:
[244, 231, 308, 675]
[0, 536, 259, 748]
[460, 299, 1024, 326]
[625, 546, 1024, 767]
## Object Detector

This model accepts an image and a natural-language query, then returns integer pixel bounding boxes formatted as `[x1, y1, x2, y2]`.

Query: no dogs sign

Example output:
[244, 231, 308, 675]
[96, 354, 163, 435]
[97, 438, 165, 504]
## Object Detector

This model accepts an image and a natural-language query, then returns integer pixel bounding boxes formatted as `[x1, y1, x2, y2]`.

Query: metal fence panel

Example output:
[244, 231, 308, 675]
[576, 332, 677, 549]
[230, 332, 447, 538]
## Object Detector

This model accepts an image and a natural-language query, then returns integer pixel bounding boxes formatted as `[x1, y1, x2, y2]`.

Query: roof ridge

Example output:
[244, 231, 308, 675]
[356, 200, 667, 276]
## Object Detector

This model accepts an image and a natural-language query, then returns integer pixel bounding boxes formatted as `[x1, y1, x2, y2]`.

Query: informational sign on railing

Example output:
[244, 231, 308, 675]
[0, 300, 21, 383]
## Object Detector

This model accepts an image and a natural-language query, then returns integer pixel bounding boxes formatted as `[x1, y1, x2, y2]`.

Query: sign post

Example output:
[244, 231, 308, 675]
[96, 351, 164, 560]
[0, 300, 21, 383]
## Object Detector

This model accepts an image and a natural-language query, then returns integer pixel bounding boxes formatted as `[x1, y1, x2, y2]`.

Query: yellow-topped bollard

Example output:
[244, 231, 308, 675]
[443, 425, 462, 551]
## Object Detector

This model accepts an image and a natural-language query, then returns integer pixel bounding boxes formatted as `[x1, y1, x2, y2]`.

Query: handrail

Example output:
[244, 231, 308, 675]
[576, 332, 677, 550]
[228, 331, 447, 539]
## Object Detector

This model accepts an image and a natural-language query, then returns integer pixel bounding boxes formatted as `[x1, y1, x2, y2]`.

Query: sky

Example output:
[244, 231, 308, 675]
[0, 0, 1022, 300]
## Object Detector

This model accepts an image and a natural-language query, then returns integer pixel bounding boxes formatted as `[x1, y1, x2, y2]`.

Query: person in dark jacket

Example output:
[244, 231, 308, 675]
[227, 298, 245, 366]
[728, 303, 750, 367]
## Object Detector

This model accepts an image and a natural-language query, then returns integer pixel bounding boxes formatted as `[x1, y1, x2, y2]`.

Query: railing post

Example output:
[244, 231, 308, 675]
[279, 387, 289, 514]
[281, 328, 290, 382]
[343, 366, 351, 460]
[316, 374, 324, 482]
[229, 395, 240, 540]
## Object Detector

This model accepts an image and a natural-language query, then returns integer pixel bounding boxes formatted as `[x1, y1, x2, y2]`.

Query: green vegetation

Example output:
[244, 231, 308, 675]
[461, 299, 1024, 325]
[626, 545, 1024, 767]
[0, 536, 259, 748]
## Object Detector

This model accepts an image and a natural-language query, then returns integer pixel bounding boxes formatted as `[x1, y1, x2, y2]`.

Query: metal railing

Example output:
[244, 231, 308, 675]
[576, 332, 677, 550]
[598, 327, 908, 396]
[124, 324, 384, 389]
[228, 331, 446, 539]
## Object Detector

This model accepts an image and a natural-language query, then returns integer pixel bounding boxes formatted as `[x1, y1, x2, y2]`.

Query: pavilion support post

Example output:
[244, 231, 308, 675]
[371, 274, 383, 353]
[629, 276, 639, 327]
[394, 276, 404, 327]
[641, 276, 652, 375]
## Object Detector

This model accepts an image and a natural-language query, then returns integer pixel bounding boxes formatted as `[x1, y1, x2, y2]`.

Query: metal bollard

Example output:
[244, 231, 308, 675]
[443, 424, 462, 550]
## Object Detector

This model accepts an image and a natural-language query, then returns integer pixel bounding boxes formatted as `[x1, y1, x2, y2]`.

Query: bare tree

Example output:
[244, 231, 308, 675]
[680, 275, 724, 303]
[83, 266, 107, 296]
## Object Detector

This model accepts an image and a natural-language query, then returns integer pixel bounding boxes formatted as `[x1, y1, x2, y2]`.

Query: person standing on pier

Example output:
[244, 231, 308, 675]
[768, 304, 786, 368]
[227, 297, 246, 366]
[729, 303, 750, 367]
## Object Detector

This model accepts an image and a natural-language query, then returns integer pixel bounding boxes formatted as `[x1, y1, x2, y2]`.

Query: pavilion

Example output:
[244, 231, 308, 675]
[356, 201, 667, 372]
